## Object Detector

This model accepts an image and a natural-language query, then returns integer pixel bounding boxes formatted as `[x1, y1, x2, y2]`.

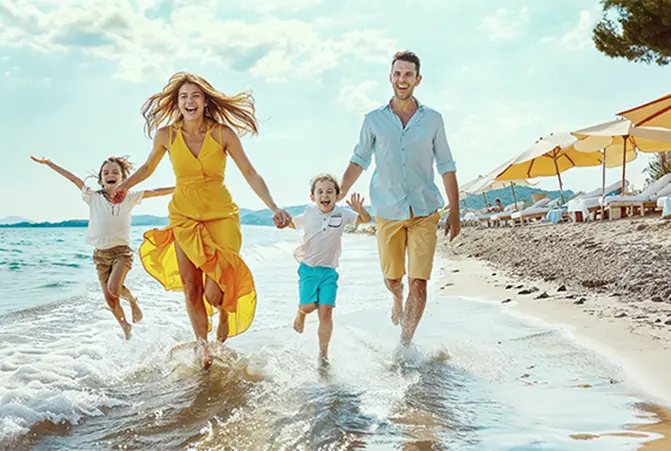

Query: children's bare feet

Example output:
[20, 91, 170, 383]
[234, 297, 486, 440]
[130, 300, 143, 323]
[198, 338, 213, 369]
[216, 311, 229, 343]
[121, 322, 132, 340]
[293, 309, 306, 333]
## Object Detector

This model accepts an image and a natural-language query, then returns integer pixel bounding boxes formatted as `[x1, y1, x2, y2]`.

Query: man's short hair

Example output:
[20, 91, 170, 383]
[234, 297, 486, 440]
[391, 50, 420, 76]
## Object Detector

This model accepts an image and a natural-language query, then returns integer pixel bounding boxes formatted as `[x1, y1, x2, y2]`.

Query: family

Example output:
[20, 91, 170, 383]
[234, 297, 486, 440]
[32, 50, 461, 369]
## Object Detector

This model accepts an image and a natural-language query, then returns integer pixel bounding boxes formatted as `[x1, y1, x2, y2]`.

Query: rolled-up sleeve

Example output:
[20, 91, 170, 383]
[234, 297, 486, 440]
[434, 113, 457, 174]
[350, 114, 374, 170]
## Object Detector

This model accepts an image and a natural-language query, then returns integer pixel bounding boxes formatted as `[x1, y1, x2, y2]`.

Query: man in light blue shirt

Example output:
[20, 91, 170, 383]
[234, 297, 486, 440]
[339, 50, 460, 346]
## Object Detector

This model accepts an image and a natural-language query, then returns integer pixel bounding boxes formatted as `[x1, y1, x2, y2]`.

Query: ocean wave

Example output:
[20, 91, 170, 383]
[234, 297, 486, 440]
[53, 262, 81, 269]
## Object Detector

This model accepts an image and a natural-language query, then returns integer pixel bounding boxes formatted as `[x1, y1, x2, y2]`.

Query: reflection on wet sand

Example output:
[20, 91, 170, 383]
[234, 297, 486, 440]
[631, 403, 671, 451]
[387, 348, 478, 450]
[568, 402, 671, 450]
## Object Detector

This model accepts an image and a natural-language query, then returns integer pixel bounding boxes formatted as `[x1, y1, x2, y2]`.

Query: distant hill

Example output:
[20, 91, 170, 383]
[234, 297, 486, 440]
[461, 186, 574, 211]
[0, 216, 33, 225]
[0, 205, 374, 228]
[0, 214, 170, 229]
[131, 215, 170, 226]
[2, 189, 571, 229]
[239, 205, 375, 226]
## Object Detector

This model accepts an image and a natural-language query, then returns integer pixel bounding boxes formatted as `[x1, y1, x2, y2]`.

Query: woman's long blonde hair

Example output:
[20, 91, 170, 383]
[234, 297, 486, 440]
[141, 72, 259, 138]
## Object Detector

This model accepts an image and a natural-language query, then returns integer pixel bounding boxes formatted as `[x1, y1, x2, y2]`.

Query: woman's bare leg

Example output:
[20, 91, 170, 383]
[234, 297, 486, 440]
[174, 241, 212, 369]
[204, 276, 228, 343]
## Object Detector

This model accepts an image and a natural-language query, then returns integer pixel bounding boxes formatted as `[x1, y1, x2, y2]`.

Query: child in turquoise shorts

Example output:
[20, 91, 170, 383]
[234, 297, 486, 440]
[290, 174, 371, 362]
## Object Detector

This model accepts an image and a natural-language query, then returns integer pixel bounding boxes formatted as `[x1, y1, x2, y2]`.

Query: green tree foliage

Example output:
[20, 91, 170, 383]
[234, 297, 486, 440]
[593, 0, 671, 66]
[643, 152, 671, 185]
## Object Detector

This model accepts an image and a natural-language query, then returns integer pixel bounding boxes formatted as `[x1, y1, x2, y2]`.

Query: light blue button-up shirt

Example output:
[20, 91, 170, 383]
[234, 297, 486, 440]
[350, 99, 457, 221]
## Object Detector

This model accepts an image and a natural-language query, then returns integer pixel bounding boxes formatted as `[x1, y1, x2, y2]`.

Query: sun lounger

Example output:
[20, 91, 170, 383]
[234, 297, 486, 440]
[490, 202, 524, 227]
[511, 198, 556, 226]
[567, 180, 629, 222]
[602, 173, 671, 219]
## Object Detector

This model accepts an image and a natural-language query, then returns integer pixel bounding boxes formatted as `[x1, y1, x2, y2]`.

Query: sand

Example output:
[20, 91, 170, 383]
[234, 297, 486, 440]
[348, 218, 671, 448]
[439, 217, 671, 407]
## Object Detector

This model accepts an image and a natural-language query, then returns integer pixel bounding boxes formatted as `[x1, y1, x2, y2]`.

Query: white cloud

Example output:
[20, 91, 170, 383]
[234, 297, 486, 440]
[239, 0, 325, 14]
[479, 6, 529, 41]
[4, 65, 51, 87]
[542, 10, 596, 51]
[337, 80, 379, 114]
[0, 0, 396, 83]
[449, 101, 545, 173]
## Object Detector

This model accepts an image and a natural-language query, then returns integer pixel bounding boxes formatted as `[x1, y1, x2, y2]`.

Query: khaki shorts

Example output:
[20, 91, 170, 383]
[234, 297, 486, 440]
[375, 210, 440, 281]
[93, 245, 133, 286]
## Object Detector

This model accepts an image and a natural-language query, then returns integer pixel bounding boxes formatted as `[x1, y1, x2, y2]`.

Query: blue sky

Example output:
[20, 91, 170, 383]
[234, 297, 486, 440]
[1, 0, 669, 221]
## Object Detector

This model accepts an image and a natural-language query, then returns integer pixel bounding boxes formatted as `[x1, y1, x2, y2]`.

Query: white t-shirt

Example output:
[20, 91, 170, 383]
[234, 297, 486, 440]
[293, 204, 359, 268]
[82, 186, 144, 250]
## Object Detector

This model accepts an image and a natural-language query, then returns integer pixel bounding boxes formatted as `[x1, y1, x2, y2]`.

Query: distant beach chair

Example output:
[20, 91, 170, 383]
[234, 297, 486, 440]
[567, 180, 629, 222]
[510, 198, 557, 226]
[601, 173, 671, 220]
[489, 201, 524, 227]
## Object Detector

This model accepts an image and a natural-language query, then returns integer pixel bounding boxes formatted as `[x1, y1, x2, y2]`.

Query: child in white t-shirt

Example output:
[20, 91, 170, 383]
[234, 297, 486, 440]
[290, 174, 372, 362]
[31, 155, 174, 339]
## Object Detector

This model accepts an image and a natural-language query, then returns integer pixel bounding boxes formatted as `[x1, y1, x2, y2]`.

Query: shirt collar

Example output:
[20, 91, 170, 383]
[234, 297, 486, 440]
[383, 96, 423, 111]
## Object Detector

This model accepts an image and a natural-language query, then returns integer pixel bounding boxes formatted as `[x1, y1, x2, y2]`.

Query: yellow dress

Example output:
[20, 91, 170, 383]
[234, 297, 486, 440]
[139, 120, 256, 337]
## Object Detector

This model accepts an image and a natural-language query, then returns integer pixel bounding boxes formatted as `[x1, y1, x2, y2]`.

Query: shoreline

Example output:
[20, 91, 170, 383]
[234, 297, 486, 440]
[434, 216, 671, 413]
[435, 254, 671, 408]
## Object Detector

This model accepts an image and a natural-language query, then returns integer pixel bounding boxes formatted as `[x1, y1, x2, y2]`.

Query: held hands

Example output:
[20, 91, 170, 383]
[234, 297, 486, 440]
[273, 208, 292, 229]
[111, 183, 128, 204]
[345, 193, 366, 214]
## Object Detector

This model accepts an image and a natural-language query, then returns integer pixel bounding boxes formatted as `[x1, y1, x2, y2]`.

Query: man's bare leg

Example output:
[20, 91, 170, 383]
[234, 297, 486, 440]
[401, 278, 428, 345]
[294, 303, 317, 333]
[385, 278, 404, 326]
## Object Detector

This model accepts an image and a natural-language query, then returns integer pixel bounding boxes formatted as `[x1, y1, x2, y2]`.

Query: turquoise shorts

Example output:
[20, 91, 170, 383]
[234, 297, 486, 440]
[298, 262, 339, 307]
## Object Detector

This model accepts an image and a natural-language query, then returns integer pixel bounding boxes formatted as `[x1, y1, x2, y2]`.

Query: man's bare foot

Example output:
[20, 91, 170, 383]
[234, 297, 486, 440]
[130, 301, 143, 323]
[293, 309, 306, 333]
[121, 322, 132, 340]
[216, 311, 229, 343]
[198, 339, 213, 369]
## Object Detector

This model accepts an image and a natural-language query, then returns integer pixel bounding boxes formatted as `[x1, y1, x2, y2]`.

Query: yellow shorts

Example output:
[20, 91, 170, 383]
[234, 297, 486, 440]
[374, 210, 440, 281]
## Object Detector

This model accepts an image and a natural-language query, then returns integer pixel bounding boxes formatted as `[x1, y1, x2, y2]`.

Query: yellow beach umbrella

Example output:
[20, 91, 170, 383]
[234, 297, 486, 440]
[494, 133, 603, 204]
[468, 158, 536, 211]
[572, 119, 671, 194]
[618, 93, 671, 128]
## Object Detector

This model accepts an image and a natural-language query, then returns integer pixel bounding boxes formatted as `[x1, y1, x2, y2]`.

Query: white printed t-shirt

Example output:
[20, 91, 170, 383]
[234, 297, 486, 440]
[293, 204, 359, 269]
[82, 186, 144, 250]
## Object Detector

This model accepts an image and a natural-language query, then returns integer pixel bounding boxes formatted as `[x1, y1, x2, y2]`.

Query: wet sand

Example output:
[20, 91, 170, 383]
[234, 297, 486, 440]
[436, 218, 671, 450]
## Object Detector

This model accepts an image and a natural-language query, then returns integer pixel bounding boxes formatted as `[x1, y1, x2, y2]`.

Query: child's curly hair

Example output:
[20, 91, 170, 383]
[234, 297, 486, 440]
[97, 156, 134, 184]
[310, 173, 341, 195]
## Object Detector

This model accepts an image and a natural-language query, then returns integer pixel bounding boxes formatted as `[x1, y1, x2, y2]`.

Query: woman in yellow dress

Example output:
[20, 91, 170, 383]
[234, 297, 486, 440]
[112, 72, 291, 368]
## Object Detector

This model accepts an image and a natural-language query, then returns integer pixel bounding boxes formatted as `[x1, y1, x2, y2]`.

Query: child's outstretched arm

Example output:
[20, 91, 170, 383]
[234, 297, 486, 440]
[30, 156, 84, 190]
[346, 193, 372, 224]
[142, 187, 175, 199]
